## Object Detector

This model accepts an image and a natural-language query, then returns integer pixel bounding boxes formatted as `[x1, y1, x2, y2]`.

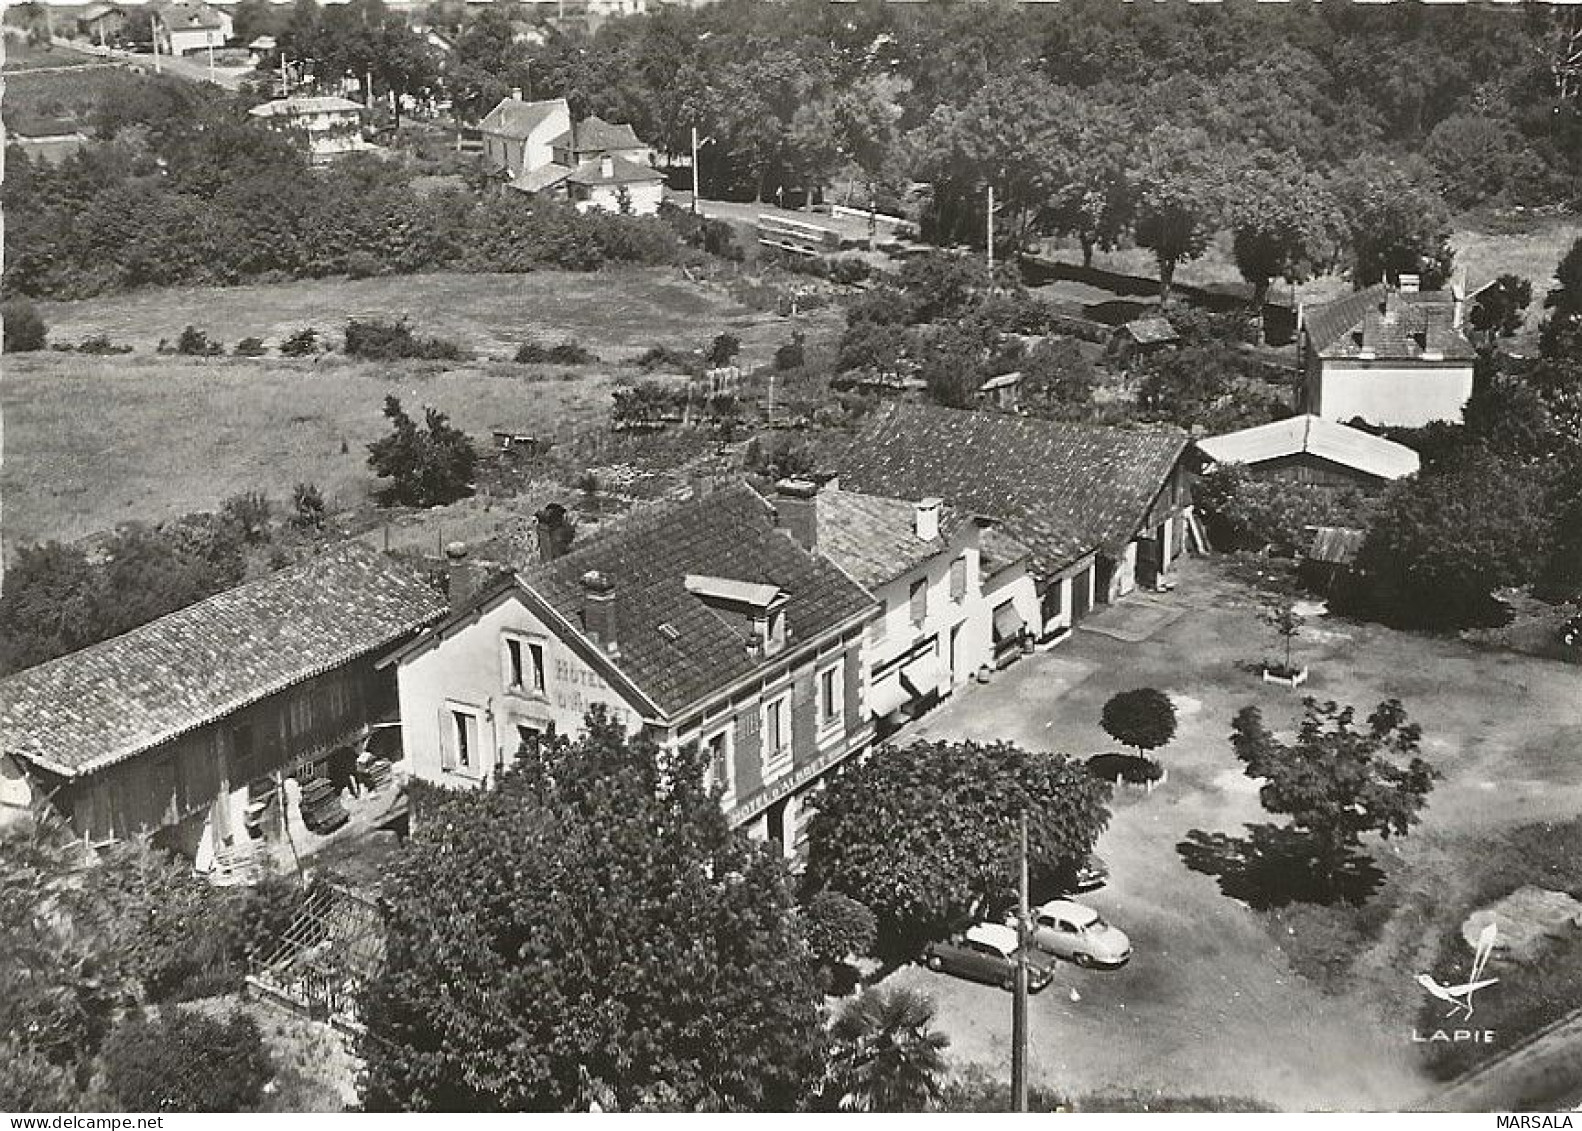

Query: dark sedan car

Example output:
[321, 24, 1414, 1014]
[923, 923, 1056, 992]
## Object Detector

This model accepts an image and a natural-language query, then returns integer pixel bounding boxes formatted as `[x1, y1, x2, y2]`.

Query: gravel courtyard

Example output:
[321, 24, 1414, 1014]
[879, 556, 1582, 1112]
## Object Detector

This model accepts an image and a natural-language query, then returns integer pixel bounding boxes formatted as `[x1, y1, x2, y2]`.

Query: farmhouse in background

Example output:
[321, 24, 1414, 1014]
[0, 543, 446, 861]
[153, 0, 233, 56]
[480, 92, 572, 184]
[1195, 414, 1421, 492]
[382, 483, 877, 863]
[482, 93, 664, 214]
[833, 403, 1193, 645]
[1297, 279, 1476, 427]
[249, 96, 375, 163]
[76, 2, 127, 46]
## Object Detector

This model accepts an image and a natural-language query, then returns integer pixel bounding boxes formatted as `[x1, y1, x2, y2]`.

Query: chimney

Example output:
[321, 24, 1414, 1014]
[773, 478, 819, 551]
[914, 498, 942, 543]
[600, 154, 615, 180]
[534, 502, 574, 563]
[444, 541, 488, 608]
[510, 87, 523, 102]
[579, 569, 618, 655]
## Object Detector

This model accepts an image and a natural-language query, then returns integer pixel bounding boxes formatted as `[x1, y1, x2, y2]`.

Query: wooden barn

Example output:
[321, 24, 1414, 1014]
[1195, 414, 1420, 492]
[0, 542, 446, 856]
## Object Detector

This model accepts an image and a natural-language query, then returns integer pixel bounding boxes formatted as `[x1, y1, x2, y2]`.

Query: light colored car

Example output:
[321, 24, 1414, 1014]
[1013, 898, 1132, 969]
[924, 922, 1056, 992]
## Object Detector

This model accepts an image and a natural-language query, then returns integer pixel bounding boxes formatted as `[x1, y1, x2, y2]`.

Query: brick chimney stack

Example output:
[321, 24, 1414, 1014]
[535, 503, 575, 563]
[580, 569, 618, 655]
[773, 478, 819, 551]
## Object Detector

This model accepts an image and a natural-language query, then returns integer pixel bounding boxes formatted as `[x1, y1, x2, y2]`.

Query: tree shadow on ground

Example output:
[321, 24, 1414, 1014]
[1177, 824, 1384, 909]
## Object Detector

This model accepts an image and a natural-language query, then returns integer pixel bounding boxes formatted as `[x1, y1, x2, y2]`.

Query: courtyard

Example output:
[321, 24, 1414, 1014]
[882, 555, 1582, 1111]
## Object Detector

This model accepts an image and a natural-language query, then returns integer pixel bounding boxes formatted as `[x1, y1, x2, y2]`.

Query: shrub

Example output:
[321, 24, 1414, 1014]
[366, 395, 477, 508]
[775, 331, 806, 372]
[633, 344, 699, 374]
[801, 890, 877, 967]
[3, 299, 48, 352]
[233, 336, 267, 357]
[706, 332, 741, 369]
[344, 317, 470, 362]
[76, 333, 133, 355]
[278, 327, 321, 357]
[290, 482, 326, 530]
[102, 1009, 273, 1113]
[220, 491, 272, 545]
[516, 339, 596, 365]
[175, 326, 224, 356]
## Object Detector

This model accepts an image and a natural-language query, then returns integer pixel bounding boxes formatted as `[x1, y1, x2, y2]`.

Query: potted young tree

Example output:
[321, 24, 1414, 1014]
[1260, 599, 1308, 687]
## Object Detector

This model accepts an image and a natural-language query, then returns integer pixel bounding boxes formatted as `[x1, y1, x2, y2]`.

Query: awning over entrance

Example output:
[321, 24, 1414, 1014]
[992, 601, 1025, 641]
[869, 674, 910, 718]
[899, 654, 944, 699]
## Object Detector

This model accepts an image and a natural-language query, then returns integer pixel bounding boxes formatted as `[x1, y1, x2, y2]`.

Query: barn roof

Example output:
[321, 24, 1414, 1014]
[0, 542, 447, 779]
[1196, 415, 1421, 482]
[832, 403, 1188, 576]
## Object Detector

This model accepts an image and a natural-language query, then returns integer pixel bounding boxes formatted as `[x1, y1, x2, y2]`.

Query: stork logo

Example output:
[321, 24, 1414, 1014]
[1411, 923, 1500, 1045]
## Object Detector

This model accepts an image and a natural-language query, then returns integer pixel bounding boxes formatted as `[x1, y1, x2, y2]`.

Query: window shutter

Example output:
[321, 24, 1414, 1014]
[438, 707, 454, 770]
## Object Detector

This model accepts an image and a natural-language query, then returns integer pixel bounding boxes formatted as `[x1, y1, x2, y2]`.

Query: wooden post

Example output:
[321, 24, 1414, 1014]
[987, 185, 996, 289]
[1012, 810, 1029, 1111]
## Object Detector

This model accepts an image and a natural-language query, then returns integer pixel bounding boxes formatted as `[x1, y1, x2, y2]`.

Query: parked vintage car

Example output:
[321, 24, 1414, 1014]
[1015, 899, 1132, 969]
[924, 923, 1056, 992]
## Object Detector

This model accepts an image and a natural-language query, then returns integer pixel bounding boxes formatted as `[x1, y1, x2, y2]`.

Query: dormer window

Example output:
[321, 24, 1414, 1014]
[684, 574, 790, 657]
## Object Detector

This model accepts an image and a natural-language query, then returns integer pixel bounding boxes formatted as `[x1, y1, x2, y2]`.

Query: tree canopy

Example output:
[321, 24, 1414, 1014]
[802, 738, 1111, 951]
[1100, 688, 1178, 757]
[357, 709, 827, 1112]
[1230, 697, 1438, 887]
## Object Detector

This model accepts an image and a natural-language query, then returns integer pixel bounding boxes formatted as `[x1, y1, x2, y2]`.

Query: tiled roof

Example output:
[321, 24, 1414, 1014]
[1197, 415, 1420, 481]
[815, 489, 968, 590]
[524, 483, 875, 716]
[159, 1, 226, 31]
[550, 115, 646, 155]
[565, 154, 665, 186]
[832, 403, 1188, 576]
[509, 162, 573, 194]
[1304, 285, 1475, 362]
[0, 542, 447, 779]
[979, 525, 1033, 580]
[480, 96, 568, 140]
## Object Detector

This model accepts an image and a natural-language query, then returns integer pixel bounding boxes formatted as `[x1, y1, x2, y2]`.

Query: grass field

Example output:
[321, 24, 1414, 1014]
[6, 269, 822, 549]
[3, 351, 618, 548]
[34, 269, 790, 365]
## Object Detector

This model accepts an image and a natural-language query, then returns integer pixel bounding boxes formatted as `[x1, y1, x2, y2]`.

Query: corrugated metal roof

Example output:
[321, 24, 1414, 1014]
[1196, 415, 1420, 481]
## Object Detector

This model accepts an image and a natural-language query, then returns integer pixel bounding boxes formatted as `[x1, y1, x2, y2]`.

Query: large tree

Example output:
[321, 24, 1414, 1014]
[357, 709, 827, 1112]
[1540, 235, 1582, 358]
[802, 739, 1111, 950]
[1227, 153, 1342, 315]
[1230, 698, 1438, 890]
[1345, 448, 1554, 628]
[1128, 125, 1224, 304]
[1329, 157, 1455, 289]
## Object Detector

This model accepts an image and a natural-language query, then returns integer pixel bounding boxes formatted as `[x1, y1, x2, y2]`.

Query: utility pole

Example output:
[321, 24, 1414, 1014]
[1012, 810, 1030, 1112]
[151, 15, 162, 74]
[208, 39, 216, 83]
[986, 184, 996, 290]
[281, 53, 290, 97]
[691, 126, 701, 215]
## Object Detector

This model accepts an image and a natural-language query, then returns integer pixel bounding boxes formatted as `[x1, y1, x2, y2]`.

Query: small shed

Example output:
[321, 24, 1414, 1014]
[1299, 525, 1366, 592]
[977, 370, 1024, 411]
[1107, 317, 1180, 367]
